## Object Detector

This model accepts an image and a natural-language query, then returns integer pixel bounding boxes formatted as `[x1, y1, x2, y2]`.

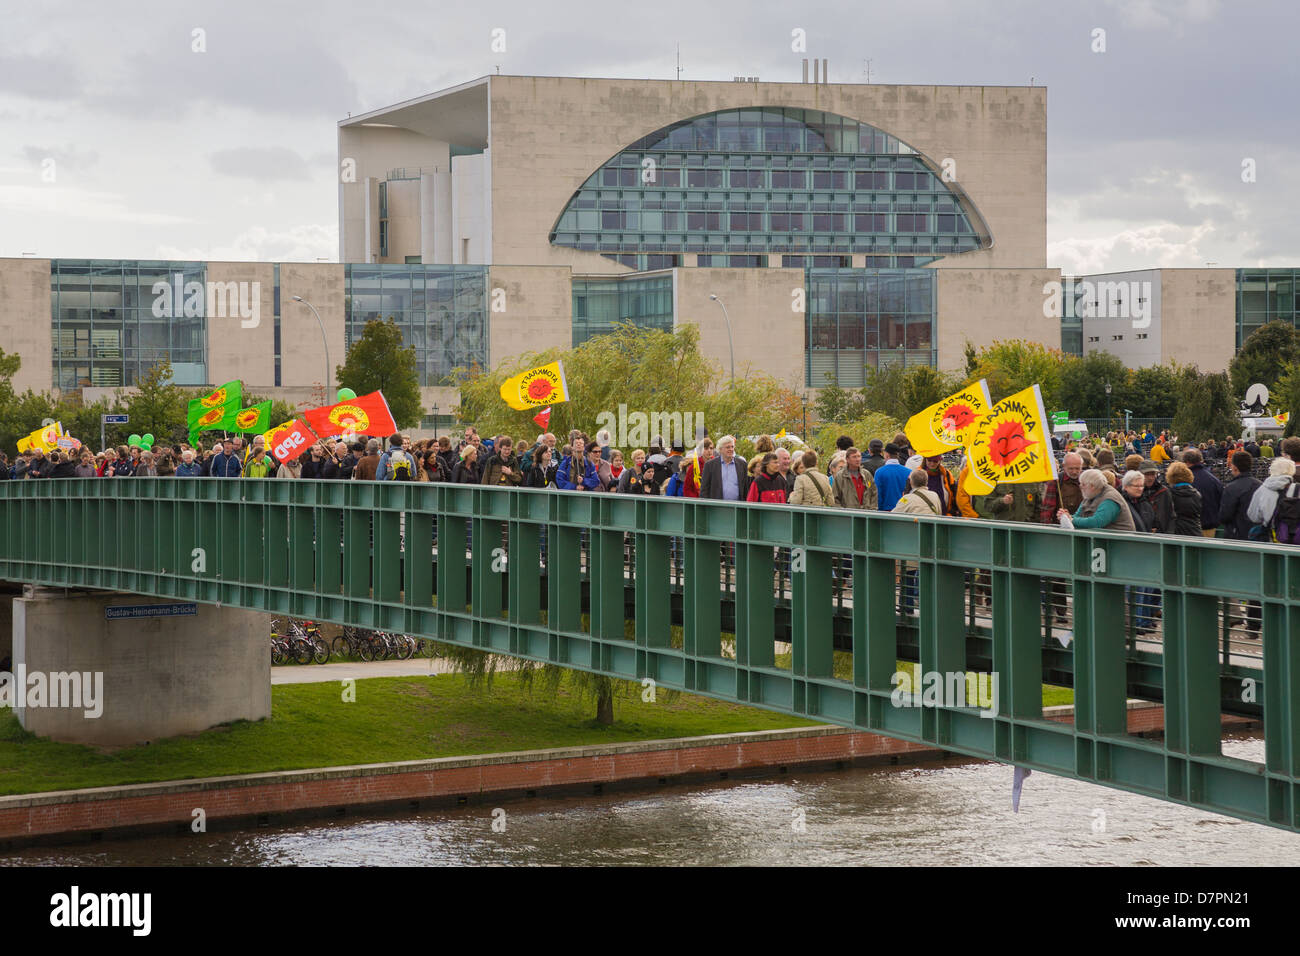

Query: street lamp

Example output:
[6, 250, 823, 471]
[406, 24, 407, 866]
[431, 404, 439, 441]
[1105, 382, 1112, 423]
[291, 296, 330, 400]
[707, 294, 735, 382]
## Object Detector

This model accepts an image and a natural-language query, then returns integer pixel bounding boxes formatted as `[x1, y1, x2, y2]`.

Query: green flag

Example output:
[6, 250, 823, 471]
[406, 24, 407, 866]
[232, 401, 272, 434]
[187, 380, 242, 438]
[1051, 411, 1069, 426]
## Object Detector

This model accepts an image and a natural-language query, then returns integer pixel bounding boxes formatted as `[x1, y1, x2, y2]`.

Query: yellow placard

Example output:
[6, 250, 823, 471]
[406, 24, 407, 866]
[961, 385, 1058, 495]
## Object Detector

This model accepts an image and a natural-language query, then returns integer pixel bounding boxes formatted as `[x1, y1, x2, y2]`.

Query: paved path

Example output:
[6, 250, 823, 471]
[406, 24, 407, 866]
[271, 658, 456, 684]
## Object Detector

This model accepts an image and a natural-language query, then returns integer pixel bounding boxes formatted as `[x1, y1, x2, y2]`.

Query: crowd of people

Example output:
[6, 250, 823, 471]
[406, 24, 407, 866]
[6, 423, 1298, 547]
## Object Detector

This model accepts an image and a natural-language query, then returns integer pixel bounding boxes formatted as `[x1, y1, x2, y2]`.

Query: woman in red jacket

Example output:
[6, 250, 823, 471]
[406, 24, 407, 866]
[746, 453, 788, 503]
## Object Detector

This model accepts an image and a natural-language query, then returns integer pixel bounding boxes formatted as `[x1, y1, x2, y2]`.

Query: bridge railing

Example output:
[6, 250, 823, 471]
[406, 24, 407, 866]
[0, 478, 1297, 832]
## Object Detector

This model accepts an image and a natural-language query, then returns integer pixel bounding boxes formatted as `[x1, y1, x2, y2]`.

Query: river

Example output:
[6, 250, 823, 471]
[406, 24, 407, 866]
[1, 735, 1294, 866]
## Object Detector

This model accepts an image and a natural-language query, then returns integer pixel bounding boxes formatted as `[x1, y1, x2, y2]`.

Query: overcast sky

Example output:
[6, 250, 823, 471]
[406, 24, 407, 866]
[0, 0, 1294, 273]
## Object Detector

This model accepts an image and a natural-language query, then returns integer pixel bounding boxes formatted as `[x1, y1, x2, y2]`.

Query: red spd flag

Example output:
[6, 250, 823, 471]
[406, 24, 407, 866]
[264, 419, 319, 464]
[532, 406, 552, 429]
[302, 391, 398, 440]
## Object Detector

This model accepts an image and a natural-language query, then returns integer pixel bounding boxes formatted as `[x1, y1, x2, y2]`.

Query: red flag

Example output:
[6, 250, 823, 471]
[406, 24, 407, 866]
[532, 406, 552, 429]
[265, 419, 320, 464]
[301, 390, 398, 440]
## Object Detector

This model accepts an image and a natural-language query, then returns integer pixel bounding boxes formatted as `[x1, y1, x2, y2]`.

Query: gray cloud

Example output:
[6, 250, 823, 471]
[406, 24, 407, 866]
[209, 147, 311, 181]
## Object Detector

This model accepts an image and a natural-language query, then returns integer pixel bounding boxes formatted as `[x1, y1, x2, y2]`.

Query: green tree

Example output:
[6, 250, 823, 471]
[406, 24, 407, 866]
[901, 366, 964, 419]
[1172, 368, 1239, 443]
[1057, 351, 1133, 421]
[813, 412, 903, 459]
[1273, 362, 1300, 439]
[1228, 321, 1300, 400]
[1128, 363, 1182, 420]
[963, 340, 979, 379]
[966, 340, 1066, 409]
[123, 360, 190, 447]
[812, 372, 858, 423]
[336, 318, 423, 428]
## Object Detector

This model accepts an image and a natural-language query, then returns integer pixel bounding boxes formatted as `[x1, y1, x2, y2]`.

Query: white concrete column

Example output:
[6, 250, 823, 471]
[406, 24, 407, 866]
[11, 590, 269, 746]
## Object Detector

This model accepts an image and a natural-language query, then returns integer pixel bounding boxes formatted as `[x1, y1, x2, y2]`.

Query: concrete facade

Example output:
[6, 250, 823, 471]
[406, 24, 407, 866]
[12, 590, 269, 746]
[0, 258, 52, 394]
[934, 268, 1063, 370]
[676, 267, 807, 384]
[1158, 269, 1236, 372]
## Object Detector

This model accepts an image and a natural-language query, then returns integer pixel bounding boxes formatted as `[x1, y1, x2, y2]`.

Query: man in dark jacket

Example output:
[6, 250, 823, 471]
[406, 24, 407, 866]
[209, 439, 243, 478]
[1138, 461, 1175, 533]
[862, 439, 887, 476]
[47, 451, 78, 478]
[1219, 450, 1262, 540]
[700, 435, 749, 501]
[1182, 448, 1222, 535]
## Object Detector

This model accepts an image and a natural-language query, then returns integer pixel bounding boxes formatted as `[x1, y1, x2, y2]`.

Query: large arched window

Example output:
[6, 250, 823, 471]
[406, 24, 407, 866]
[551, 107, 991, 262]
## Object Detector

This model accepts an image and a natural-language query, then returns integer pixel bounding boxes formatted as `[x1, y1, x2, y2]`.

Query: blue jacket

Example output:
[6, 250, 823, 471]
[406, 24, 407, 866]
[1189, 463, 1223, 529]
[209, 452, 243, 478]
[175, 462, 202, 477]
[556, 456, 599, 491]
[874, 461, 910, 512]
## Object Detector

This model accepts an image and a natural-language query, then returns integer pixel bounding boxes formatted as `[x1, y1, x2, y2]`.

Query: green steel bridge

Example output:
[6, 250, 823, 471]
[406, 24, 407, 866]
[1, 478, 1297, 832]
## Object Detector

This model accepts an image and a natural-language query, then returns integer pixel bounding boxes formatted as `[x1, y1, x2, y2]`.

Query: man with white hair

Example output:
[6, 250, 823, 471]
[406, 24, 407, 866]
[701, 434, 749, 501]
[175, 448, 201, 477]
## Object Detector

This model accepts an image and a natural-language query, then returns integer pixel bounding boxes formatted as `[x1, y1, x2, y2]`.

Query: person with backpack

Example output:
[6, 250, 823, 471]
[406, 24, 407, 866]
[377, 433, 416, 481]
[480, 437, 522, 487]
[787, 450, 835, 506]
[892, 468, 943, 516]
[1248, 457, 1297, 537]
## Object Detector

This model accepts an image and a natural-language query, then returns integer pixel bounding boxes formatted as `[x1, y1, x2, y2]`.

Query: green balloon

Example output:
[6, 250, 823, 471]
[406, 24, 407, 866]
[143, 433, 154, 445]
[128, 434, 141, 447]
[336, 387, 357, 401]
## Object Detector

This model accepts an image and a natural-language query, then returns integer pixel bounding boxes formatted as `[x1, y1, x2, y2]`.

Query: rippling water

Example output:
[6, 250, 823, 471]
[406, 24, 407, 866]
[3, 736, 1293, 866]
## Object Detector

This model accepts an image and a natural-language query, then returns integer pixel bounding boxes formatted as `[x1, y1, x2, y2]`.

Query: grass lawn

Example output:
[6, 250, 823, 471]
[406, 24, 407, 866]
[0, 674, 823, 797]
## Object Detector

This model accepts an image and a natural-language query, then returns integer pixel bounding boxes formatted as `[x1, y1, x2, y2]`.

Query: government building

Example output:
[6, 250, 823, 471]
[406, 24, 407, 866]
[0, 74, 1270, 425]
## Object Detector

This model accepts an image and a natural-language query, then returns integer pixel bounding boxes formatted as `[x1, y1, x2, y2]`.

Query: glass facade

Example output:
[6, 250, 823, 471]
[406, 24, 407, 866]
[1237, 268, 1300, 349]
[344, 264, 489, 386]
[551, 108, 987, 260]
[1059, 277, 1086, 357]
[51, 260, 207, 389]
[571, 273, 675, 347]
[805, 269, 936, 388]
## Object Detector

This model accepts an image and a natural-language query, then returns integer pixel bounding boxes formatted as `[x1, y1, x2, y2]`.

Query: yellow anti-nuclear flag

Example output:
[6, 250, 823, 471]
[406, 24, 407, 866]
[499, 360, 569, 411]
[961, 384, 1058, 495]
[16, 422, 64, 454]
[904, 380, 993, 458]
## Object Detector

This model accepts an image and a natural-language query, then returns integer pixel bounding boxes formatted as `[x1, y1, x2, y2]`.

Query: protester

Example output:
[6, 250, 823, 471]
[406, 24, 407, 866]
[1138, 460, 1175, 533]
[480, 436, 521, 487]
[788, 450, 835, 506]
[700, 435, 748, 501]
[452, 445, 481, 484]
[832, 447, 877, 510]
[891, 469, 942, 516]
[873, 444, 909, 511]
[1062, 468, 1136, 532]
[746, 453, 788, 503]
[1219, 451, 1262, 541]
[862, 439, 886, 476]
[1182, 448, 1222, 536]
[352, 439, 382, 481]
[176, 449, 202, 477]
[277, 454, 303, 479]
[921, 455, 959, 516]
[1164, 462, 1204, 537]
[1247, 457, 1297, 533]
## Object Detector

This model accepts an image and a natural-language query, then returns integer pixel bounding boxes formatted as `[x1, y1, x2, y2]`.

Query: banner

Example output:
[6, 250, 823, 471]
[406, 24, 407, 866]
[234, 401, 272, 434]
[1050, 411, 1069, 426]
[264, 419, 319, 464]
[301, 390, 397, 440]
[904, 380, 994, 457]
[187, 380, 242, 439]
[499, 361, 569, 411]
[962, 384, 1058, 495]
[17, 422, 64, 454]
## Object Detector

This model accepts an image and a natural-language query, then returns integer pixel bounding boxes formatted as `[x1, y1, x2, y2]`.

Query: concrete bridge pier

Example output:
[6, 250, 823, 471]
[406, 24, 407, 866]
[9, 588, 269, 747]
